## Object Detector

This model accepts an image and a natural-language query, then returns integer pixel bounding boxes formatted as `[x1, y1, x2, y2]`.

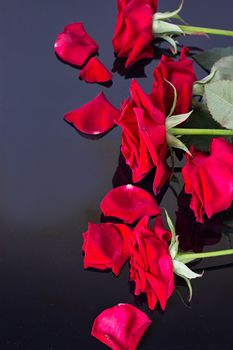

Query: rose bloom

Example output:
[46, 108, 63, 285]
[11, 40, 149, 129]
[112, 0, 158, 67]
[182, 138, 233, 223]
[153, 48, 197, 115]
[117, 78, 171, 194]
[129, 216, 174, 310]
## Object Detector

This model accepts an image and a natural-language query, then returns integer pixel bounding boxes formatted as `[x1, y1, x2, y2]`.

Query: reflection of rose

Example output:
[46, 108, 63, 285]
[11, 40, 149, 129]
[117, 79, 171, 194]
[182, 138, 233, 223]
[129, 216, 174, 310]
[153, 48, 197, 115]
[112, 0, 158, 67]
[176, 190, 222, 252]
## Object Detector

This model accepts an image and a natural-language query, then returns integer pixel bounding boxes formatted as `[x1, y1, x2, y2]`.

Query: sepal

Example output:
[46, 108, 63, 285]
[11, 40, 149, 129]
[167, 132, 192, 156]
[193, 68, 217, 96]
[152, 20, 183, 37]
[165, 211, 203, 301]
[166, 111, 193, 129]
[153, 0, 184, 22]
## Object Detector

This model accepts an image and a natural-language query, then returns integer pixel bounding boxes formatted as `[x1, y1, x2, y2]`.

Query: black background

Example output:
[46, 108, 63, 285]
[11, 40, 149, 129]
[1, 0, 233, 349]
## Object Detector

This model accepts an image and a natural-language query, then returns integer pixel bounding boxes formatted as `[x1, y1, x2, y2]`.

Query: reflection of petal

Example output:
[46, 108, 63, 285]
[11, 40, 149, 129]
[54, 22, 98, 67]
[82, 222, 131, 276]
[80, 57, 112, 83]
[91, 304, 152, 350]
[64, 92, 119, 135]
[101, 185, 160, 224]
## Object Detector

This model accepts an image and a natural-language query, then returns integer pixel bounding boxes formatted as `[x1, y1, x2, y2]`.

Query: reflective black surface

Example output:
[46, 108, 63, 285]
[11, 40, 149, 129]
[1, 0, 233, 349]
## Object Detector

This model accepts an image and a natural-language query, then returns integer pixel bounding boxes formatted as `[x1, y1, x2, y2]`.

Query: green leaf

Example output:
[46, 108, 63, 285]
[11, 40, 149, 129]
[205, 80, 233, 129]
[193, 46, 233, 71]
[180, 104, 230, 152]
[211, 55, 233, 81]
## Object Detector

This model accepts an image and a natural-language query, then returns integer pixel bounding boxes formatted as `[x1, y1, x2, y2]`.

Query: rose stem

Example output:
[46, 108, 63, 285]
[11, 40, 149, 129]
[168, 128, 233, 136]
[177, 249, 233, 264]
[179, 25, 233, 37]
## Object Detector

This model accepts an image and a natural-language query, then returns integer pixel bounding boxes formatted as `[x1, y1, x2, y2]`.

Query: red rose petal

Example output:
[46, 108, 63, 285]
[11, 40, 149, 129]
[64, 92, 120, 135]
[54, 22, 98, 66]
[101, 185, 161, 224]
[91, 303, 152, 350]
[125, 31, 154, 68]
[153, 215, 172, 241]
[113, 0, 157, 67]
[182, 138, 233, 222]
[80, 57, 112, 83]
[82, 222, 131, 276]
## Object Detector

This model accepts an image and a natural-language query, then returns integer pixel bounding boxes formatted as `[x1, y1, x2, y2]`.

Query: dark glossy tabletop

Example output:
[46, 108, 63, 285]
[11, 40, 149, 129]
[1, 0, 233, 349]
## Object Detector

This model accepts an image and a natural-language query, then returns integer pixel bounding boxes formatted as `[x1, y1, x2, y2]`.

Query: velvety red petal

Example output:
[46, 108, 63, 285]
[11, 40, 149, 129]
[125, 31, 154, 67]
[153, 215, 171, 241]
[129, 216, 175, 310]
[117, 97, 154, 183]
[182, 138, 233, 222]
[101, 185, 161, 224]
[211, 137, 233, 165]
[153, 48, 197, 115]
[79, 57, 112, 83]
[54, 22, 99, 66]
[83, 222, 131, 276]
[91, 303, 152, 350]
[113, 0, 157, 67]
[64, 92, 120, 135]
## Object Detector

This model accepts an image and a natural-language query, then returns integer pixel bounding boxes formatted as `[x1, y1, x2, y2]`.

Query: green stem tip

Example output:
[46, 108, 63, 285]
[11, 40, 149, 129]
[177, 249, 233, 264]
[168, 128, 233, 136]
[179, 25, 233, 37]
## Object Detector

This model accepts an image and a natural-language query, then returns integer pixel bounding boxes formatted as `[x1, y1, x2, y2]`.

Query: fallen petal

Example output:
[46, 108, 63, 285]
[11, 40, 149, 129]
[80, 57, 112, 83]
[91, 304, 152, 350]
[64, 92, 120, 135]
[54, 22, 98, 67]
[101, 185, 161, 224]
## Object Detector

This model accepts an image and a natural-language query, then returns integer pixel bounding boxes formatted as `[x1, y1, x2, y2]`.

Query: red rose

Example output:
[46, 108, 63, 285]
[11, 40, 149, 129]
[112, 0, 158, 67]
[117, 79, 171, 194]
[182, 138, 233, 223]
[129, 216, 174, 310]
[153, 48, 197, 115]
